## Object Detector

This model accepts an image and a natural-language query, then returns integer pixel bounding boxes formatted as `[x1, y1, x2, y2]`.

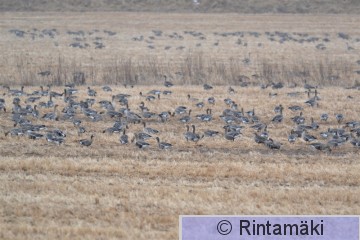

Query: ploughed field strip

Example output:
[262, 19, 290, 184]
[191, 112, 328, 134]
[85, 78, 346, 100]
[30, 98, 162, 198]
[0, 81, 360, 154]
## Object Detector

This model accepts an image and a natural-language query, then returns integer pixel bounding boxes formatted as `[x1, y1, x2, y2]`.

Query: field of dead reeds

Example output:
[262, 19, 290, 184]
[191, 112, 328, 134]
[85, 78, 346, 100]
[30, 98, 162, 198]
[0, 13, 360, 239]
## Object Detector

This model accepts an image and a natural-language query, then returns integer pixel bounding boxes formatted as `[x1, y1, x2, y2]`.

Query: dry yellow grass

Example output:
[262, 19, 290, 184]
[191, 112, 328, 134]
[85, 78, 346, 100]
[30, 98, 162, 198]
[0, 84, 359, 239]
[0, 13, 360, 86]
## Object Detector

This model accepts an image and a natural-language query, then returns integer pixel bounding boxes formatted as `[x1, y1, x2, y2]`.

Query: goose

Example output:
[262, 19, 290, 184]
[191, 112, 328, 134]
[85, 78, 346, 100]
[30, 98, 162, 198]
[139, 102, 149, 112]
[65, 83, 75, 88]
[46, 132, 64, 145]
[27, 131, 43, 140]
[156, 137, 172, 149]
[195, 102, 205, 108]
[26, 96, 41, 103]
[228, 86, 235, 94]
[184, 125, 193, 141]
[185, 125, 203, 143]
[135, 140, 150, 149]
[207, 97, 215, 105]
[30, 86, 45, 96]
[5, 128, 25, 136]
[131, 135, 150, 149]
[135, 132, 152, 141]
[350, 136, 360, 148]
[260, 83, 269, 89]
[240, 116, 251, 124]
[231, 102, 238, 110]
[269, 93, 278, 98]
[79, 134, 94, 147]
[272, 111, 283, 123]
[223, 125, 244, 133]
[288, 130, 298, 143]
[313, 89, 320, 100]
[64, 88, 78, 96]
[103, 126, 122, 134]
[305, 97, 317, 107]
[246, 108, 255, 117]
[248, 109, 258, 119]
[112, 92, 130, 106]
[86, 98, 96, 107]
[203, 84, 213, 90]
[102, 86, 112, 92]
[42, 104, 59, 121]
[345, 121, 359, 128]
[163, 75, 174, 88]
[175, 106, 187, 115]
[124, 109, 142, 123]
[6, 86, 25, 96]
[272, 82, 283, 89]
[50, 90, 63, 98]
[304, 80, 316, 90]
[224, 98, 233, 106]
[351, 128, 360, 137]
[291, 112, 305, 125]
[187, 94, 199, 102]
[288, 105, 303, 112]
[292, 127, 304, 137]
[320, 131, 330, 139]
[52, 129, 66, 138]
[310, 117, 319, 130]
[73, 119, 82, 127]
[179, 109, 192, 123]
[196, 109, 212, 122]
[31, 105, 39, 118]
[260, 125, 269, 138]
[204, 130, 220, 137]
[106, 110, 122, 119]
[224, 128, 241, 141]
[146, 95, 157, 101]
[335, 113, 344, 124]
[142, 111, 157, 119]
[254, 133, 267, 144]
[119, 129, 129, 144]
[163, 90, 172, 95]
[309, 143, 331, 152]
[320, 113, 328, 122]
[301, 130, 317, 142]
[12, 102, 23, 114]
[250, 123, 265, 132]
[220, 115, 237, 124]
[12, 97, 21, 105]
[287, 91, 301, 97]
[158, 111, 172, 122]
[143, 122, 159, 135]
[113, 93, 131, 100]
[264, 138, 281, 150]
[148, 89, 162, 95]
[0, 98, 5, 111]
[274, 104, 284, 114]
[328, 128, 344, 137]
[77, 126, 86, 136]
[327, 138, 346, 148]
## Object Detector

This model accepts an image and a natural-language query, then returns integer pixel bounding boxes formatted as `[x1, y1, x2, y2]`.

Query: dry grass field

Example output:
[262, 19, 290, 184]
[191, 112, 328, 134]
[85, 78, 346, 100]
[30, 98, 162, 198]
[0, 13, 360, 86]
[1, 84, 360, 239]
[0, 12, 360, 240]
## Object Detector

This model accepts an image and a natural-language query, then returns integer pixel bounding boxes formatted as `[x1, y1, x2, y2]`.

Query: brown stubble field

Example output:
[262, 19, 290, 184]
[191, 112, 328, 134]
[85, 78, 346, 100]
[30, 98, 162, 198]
[0, 85, 360, 239]
[0, 13, 360, 239]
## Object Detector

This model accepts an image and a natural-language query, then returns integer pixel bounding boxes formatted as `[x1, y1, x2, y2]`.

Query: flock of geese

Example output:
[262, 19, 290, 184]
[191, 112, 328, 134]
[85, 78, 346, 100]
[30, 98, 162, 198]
[1, 79, 360, 153]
